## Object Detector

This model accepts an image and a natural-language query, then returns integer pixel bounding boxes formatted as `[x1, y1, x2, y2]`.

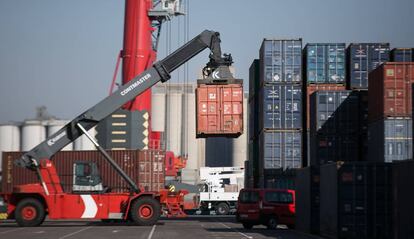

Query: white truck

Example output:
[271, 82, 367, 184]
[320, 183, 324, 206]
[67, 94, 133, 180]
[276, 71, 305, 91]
[198, 167, 244, 215]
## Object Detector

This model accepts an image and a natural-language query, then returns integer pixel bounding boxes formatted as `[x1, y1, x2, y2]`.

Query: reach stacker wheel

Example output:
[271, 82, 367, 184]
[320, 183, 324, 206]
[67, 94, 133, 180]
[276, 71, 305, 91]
[15, 198, 46, 227]
[130, 196, 160, 226]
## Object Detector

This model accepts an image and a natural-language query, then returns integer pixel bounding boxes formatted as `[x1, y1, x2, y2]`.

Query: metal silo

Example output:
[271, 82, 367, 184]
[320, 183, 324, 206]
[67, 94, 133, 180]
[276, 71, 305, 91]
[21, 120, 46, 151]
[151, 93, 166, 132]
[182, 93, 198, 170]
[0, 123, 21, 172]
[232, 93, 248, 167]
[166, 92, 182, 156]
[47, 119, 73, 151]
[74, 126, 97, 150]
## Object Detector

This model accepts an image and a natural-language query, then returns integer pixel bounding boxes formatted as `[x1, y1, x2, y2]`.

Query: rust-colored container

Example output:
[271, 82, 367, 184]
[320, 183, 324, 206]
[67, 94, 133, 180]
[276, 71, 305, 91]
[1, 150, 165, 194]
[196, 82, 243, 138]
[368, 62, 414, 123]
[305, 84, 346, 129]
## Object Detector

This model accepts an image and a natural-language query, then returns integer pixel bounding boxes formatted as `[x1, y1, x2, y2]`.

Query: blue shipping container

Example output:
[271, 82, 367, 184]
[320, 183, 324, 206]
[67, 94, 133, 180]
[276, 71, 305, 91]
[260, 39, 302, 84]
[391, 48, 414, 62]
[259, 84, 302, 130]
[368, 119, 412, 163]
[347, 43, 390, 89]
[309, 91, 360, 136]
[304, 43, 346, 84]
[259, 130, 302, 170]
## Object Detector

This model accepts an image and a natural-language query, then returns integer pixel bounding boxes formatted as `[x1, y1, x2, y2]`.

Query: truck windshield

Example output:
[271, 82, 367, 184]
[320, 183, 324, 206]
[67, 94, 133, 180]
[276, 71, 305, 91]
[239, 191, 259, 203]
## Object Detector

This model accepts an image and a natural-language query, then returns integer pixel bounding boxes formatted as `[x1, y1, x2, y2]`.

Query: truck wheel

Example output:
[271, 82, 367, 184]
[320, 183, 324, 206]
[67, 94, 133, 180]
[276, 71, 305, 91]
[242, 222, 253, 229]
[15, 198, 46, 227]
[130, 197, 160, 226]
[215, 203, 230, 215]
[267, 217, 278, 230]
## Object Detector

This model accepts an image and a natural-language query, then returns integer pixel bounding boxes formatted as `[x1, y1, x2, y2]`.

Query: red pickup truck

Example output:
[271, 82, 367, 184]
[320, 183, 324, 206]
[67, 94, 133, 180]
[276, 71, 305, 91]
[236, 188, 295, 229]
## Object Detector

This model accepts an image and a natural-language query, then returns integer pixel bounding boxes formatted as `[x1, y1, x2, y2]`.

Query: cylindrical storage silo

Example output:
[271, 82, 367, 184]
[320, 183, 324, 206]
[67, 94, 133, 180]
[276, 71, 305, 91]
[74, 126, 97, 150]
[47, 119, 73, 151]
[151, 93, 166, 132]
[166, 93, 182, 156]
[0, 123, 21, 171]
[182, 93, 201, 170]
[232, 93, 248, 167]
[21, 120, 46, 151]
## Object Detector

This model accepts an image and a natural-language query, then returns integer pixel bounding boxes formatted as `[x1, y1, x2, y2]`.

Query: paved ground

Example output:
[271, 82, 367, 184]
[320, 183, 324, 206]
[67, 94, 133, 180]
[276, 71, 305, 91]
[0, 216, 322, 239]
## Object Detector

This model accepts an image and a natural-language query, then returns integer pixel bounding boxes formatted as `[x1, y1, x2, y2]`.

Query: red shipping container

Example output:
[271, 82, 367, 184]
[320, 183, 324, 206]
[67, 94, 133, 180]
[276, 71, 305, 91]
[1, 150, 165, 194]
[306, 84, 346, 129]
[196, 83, 243, 138]
[368, 62, 414, 122]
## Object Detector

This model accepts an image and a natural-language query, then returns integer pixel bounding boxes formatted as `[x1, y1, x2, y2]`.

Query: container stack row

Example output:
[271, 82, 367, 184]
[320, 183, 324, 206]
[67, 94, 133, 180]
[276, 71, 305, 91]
[248, 39, 304, 188]
[367, 62, 414, 163]
[304, 43, 347, 166]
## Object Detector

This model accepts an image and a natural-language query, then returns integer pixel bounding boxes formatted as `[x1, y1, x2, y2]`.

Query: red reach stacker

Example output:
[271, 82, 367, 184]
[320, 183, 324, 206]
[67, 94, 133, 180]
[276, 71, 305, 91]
[0, 30, 235, 227]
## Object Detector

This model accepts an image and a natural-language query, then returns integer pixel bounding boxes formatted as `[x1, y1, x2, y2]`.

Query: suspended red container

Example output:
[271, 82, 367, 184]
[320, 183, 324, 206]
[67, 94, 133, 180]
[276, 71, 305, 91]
[195, 78, 243, 138]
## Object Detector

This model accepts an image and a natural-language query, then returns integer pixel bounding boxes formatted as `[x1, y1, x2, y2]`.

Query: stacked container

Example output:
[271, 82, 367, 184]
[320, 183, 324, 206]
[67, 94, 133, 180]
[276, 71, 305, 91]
[310, 91, 364, 165]
[256, 39, 303, 187]
[346, 43, 390, 89]
[368, 63, 414, 162]
[391, 48, 414, 62]
[295, 166, 320, 234]
[319, 162, 393, 239]
[303, 43, 346, 165]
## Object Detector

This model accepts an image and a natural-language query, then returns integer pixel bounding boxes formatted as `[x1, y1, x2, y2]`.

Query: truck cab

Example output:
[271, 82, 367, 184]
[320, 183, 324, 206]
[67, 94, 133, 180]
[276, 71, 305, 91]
[236, 188, 295, 229]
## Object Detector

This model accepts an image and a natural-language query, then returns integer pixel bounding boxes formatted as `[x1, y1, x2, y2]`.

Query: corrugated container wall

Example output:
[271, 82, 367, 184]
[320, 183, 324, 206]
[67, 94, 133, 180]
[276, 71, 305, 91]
[320, 162, 393, 239]
[196, 82, 243, 138]
[260, 39, 302, 85]
[305, 84, 346, 129]
[2, 150, 165, 193]
[304, 43, 346, 84]
[249, 59, 260, 140]
[391, 48, 414, 62]
[295, 166, 320, 234]
[310, 91, 364, 165]
[347, 43, 390, 89]
[392, 160, 414, 239]
[259, 84, 302, 130]
[258, 130, 302, 171]
[368, 118, 412, 163]
[368, 63, 414, 122]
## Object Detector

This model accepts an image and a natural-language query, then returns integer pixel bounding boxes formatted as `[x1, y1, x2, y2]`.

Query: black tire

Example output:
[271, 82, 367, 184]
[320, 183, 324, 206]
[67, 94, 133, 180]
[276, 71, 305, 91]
[242, 222, 253, 229]
[267, 217, 278, 230]
[130, 196, 160, 226]
[215, 202, 230, 215]
[15, 198, 46, 227]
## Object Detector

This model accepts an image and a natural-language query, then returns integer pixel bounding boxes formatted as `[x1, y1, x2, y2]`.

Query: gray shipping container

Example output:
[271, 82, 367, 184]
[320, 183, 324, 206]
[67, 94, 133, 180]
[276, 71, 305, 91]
[259, 84, 302, 130]
[310, 91, 360, 136]
[393, 160, 414, 239]
[320, 162, 393, 239]
[260, 39, 302, 85]
[258, 130, 302, 172]
[368, 118, 412, 163]
[295, 166, 320, 234]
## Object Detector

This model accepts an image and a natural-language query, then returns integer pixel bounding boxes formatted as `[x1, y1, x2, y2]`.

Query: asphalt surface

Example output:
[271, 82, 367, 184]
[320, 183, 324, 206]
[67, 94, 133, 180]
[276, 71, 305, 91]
[0, 216, 322, 239]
